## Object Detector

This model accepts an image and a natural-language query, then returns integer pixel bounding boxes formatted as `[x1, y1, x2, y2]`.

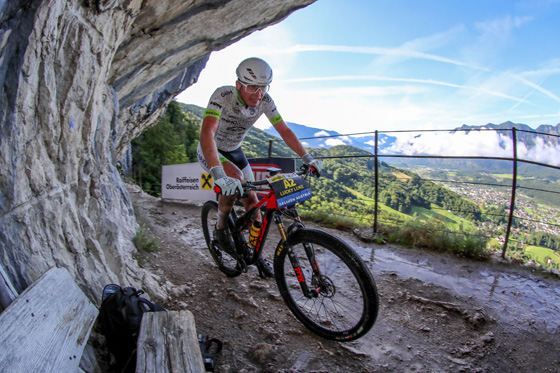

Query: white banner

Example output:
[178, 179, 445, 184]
[161, 158, 295, 201]
[161, 163, 215, 201]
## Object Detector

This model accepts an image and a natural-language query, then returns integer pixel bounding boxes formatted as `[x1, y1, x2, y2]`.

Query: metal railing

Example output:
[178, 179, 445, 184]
[264, 127, 560, 259]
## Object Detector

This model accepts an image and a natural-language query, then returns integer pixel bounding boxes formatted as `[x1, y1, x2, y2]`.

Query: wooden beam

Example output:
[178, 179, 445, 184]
[0, 267, 98, 372]
[136, 310, 205, 373]
[0, 261, 18, 310]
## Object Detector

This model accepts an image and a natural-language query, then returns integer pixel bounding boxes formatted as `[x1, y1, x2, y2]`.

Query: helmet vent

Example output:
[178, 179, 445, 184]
[246, 68, 257, 80]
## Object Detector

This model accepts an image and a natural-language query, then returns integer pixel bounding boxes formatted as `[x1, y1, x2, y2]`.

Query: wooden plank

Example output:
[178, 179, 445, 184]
[0, 261, 18, 310]
[136, 310, 205, 373]
[0, 267, 98, 373]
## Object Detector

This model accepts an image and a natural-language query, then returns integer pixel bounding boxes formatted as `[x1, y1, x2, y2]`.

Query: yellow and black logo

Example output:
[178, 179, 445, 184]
[201, 173, 213, 190]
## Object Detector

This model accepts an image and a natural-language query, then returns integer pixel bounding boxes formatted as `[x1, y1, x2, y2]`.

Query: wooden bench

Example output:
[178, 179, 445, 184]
[0, 267, 98, 373]
[136, 310, 205, 373]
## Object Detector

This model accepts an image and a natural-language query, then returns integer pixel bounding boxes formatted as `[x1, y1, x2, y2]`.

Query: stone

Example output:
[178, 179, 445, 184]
[0, 0, 315, 304]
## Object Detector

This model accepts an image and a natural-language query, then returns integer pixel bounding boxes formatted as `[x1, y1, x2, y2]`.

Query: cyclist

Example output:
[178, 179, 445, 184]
[197, 57, 321, 273]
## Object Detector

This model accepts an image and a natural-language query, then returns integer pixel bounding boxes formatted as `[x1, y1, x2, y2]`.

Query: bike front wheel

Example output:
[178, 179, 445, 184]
[274, 228, 379, 341]
[201, 200, 242, 277]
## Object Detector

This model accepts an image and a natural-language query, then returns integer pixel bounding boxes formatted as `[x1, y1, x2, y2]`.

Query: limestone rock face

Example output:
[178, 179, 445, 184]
[0, 0, 315, 302]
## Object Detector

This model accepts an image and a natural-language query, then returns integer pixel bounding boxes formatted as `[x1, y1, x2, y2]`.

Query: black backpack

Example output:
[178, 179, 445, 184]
[99, 284, 166, 373]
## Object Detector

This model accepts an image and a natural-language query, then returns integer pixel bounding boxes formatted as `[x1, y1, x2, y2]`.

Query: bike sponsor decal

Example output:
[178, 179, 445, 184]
[294, 267, 305, 283]
[268, 173, 312, 208]
[268, 174, 284, 183]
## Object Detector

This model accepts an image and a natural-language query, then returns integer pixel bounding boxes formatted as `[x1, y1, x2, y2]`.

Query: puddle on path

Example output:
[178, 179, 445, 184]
[356, 245, 560, 333]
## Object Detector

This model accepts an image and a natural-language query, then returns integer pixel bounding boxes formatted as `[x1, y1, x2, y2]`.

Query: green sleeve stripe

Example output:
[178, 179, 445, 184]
[204, 109, 221, 119]
[270, 114, 283, 125]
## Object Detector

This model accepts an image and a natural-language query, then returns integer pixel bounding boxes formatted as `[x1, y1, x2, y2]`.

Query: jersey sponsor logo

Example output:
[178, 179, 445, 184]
[225, 126, 247, 134]
[209, 101, 222, 109]
[221, 117, 238, 125]
[220, 90, 233, 97]
[204, 109, 221, 119]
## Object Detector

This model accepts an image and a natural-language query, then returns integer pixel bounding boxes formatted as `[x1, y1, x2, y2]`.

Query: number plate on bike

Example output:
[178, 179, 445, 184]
[268, 173, 312, 208]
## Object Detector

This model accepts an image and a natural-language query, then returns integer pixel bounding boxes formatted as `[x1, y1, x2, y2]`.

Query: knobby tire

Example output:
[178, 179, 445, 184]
[201, 200, 243, 277]
[274, 228, 379, 341]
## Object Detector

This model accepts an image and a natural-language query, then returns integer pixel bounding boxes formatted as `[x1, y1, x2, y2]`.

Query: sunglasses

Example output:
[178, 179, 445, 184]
[238, 81, 270, 95]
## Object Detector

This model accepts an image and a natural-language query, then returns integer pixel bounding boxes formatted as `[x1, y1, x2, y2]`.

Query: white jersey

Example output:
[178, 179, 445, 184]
[203, 86, 283, 152]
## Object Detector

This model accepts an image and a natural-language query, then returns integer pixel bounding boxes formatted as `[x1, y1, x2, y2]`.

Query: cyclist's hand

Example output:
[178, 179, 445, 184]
[302, 153, 322, 177]
[210, 166, 243, 196]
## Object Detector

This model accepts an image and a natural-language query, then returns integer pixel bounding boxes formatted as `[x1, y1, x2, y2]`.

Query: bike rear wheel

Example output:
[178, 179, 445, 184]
[201, 200, 242, 277]
[274, 228, 379, 341]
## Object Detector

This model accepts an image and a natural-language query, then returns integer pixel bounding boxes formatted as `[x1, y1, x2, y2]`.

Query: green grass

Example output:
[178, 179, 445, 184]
[302, 198, 490, 261]
[132, 223, 160, 267]
[409, 204, 476, 231]
[491, 173, 535, 180]
[299, 209, 364, 231]
[378, 218, 490, 260]
[523, 245, 560, 266]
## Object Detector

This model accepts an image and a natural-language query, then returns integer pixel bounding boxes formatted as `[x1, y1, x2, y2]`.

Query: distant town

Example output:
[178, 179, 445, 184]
[413, 168, 560, 258]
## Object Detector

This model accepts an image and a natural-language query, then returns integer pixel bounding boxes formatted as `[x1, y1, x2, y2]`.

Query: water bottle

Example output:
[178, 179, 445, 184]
[248, 220, 261, 248]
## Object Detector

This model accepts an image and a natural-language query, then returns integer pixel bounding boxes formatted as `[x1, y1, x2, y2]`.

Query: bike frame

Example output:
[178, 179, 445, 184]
[228, 186, 283, 264]
[228, 181, 321, 299]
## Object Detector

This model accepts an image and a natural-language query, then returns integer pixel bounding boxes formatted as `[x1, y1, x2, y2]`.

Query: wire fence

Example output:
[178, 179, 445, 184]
[263, 127, 560, 260]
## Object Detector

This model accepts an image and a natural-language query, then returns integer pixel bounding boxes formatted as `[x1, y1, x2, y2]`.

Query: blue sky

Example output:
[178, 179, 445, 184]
[177, 0, 560, 135]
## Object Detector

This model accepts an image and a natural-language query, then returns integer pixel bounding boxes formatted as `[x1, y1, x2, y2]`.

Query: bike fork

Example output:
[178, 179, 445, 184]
[276, 216, 321, 299]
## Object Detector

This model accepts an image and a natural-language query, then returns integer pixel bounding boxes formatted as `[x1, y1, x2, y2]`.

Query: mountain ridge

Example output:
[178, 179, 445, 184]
[266, 120, 560, 152]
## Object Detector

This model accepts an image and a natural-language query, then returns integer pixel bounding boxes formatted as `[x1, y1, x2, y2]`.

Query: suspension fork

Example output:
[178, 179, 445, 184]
[275, 213, 319, 299]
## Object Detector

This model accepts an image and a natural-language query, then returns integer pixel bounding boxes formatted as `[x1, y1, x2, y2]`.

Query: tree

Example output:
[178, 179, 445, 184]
[132, 100, 195, 195]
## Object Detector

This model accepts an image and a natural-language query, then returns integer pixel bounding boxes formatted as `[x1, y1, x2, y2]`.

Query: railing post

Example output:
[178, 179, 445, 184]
[502, 128, 518, 258]
[268, 140, 273, 158]
[374, 130, 379, 234]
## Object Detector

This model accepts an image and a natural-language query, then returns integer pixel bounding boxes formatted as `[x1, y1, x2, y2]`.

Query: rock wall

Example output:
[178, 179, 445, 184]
[0, 0, 315, 303]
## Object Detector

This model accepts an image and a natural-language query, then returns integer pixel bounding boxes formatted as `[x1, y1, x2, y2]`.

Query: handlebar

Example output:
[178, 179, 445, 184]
[213, 165, 316, 195]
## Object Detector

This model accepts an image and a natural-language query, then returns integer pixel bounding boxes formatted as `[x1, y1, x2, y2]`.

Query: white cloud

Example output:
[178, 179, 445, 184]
[314, 130, 330, 136]
[385, 130, 560, 167]
[517, 137, 560, 166]
[281, 43, 484, 70]
[325, 138, 347, 146]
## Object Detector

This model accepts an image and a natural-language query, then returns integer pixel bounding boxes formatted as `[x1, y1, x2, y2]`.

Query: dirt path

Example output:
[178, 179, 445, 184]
[128, 184, 560, 372]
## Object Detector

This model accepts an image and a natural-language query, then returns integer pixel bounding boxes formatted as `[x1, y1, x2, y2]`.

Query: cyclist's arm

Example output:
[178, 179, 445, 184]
[274, 120, 307, 158]
[200, 115, 222, 169]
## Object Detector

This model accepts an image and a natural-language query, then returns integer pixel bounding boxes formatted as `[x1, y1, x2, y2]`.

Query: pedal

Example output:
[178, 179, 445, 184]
[256, 258, 274, 279]
[212, 239, 237, 259]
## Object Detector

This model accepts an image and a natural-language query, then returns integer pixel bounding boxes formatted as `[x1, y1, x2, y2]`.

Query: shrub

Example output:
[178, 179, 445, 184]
[133, 224, 159, 253]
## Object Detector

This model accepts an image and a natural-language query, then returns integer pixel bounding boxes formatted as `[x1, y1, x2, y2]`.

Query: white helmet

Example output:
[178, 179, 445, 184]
[236, 57, 273, 85]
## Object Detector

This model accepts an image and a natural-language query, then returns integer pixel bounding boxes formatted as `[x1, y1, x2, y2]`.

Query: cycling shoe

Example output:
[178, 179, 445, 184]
[256, 257, 274, 279]
[213, 226, 235, 256]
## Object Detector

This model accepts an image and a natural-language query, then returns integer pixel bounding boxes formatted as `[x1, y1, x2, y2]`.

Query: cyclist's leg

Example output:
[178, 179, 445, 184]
[197, 143, 244, 230]
[239, 164, 259, 216]
[215, 161, 243, 229]
[217, 146, 260, 219]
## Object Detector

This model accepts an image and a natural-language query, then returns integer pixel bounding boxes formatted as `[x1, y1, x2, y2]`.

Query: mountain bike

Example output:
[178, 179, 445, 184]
[201, 166, 379, 341]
